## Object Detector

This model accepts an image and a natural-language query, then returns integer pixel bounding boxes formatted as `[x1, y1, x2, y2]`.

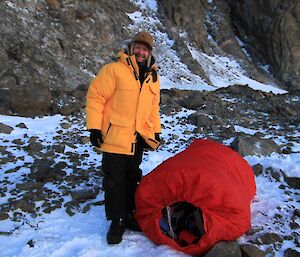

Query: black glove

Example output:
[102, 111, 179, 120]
[89, 129, 103, 147]
[155, 133, 161, 142]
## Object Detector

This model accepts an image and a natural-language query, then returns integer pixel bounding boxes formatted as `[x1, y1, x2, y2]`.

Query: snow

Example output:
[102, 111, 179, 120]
[234, 125, 259, 135]
[188, 48, 287, 94]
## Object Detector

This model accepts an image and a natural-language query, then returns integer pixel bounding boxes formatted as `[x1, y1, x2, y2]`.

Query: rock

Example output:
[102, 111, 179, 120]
[0, 213, 9, 220]
[0, 123, 13, 134]
[60, 122, 72, 129]
[70, 187, 100, 201]
[294, 209, 300, 218]
[230, 135, 281, 157]
[12, 139, 23, 145]
[227, 1, 300, 92]
[16, 181, 44, 191]
[284, 177, 300, 189]
[43, 206, 57, 214]
[81, 136, 90, 144]
[251, 163, 263, 176]
[64, 200, 80, 216]
[246, 226, 264, 235]
[4, 167, 20, 174]
[284, 249, 300, 257]
[14, 200, 36, 213]
[29, 159, 66, 182]
[240, 244, 265, 257]
[290, 222, 299, 230]
[51, 144, 65, 153]
[16, 123, 28, 129]
[255, 232, 283, 245]
[204, 241, 242, 257]
[264, 167, 286, 182]
[26, 141, 44, 155]
[82, 204, 91, 213]
[27, 239, 34, 247]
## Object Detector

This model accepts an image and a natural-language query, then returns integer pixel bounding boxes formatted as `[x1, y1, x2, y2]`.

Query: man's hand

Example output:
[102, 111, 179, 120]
[89, 129, 103, 147]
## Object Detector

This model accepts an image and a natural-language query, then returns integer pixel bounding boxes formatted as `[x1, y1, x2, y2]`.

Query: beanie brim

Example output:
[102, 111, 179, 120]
[133, 40, 153, 50]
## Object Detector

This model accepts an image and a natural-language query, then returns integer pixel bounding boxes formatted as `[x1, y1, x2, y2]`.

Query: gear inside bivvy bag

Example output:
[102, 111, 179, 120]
[135, 139, 256, 256]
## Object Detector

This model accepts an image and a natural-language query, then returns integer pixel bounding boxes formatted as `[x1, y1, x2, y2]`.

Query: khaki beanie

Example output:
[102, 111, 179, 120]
[132, 31, 154, 50]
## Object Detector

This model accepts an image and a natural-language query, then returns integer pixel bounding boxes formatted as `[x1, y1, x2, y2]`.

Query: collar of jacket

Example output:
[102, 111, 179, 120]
[117, 50, 158, 81]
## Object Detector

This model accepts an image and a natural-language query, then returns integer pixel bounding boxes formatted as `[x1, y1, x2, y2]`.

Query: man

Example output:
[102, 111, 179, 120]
[85, 31, 161, 244]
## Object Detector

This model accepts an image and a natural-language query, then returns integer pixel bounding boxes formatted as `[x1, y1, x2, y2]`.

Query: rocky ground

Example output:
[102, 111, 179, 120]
[0, 85, 299, 256]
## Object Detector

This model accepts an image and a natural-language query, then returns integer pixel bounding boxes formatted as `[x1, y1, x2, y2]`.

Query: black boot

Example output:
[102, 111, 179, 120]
[125, 214, 142, 232]
[107, 218, 125, 244]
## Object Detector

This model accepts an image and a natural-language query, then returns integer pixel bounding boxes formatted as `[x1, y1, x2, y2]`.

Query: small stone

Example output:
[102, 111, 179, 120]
[70, 187, 100, 201]
[246, 226, 264, 235]
[60, 122, 71, 129]
[64, 200, 80, 216]
[21, 202, 36, 213]
[251, 164, 263, 176]
[171, 134, 179, 140]
[284, 177, 300, 189]
[294, 209, 300, 217]
[27, 239, 34, 247]
[12, 139, 23, 145]
[0, 231, 12, 235]
[4, 167, 20, 174]
[290, 222, 299, 230]
[82, 204, 91, 213]
[92, 200, 105, 206]
[0, 123, 13, 134]
[43, 206, 56, 214]
[284, 248, 300, 257]
[16, 123, 28, 129]
[282, 147, 292, 154]
[81, 136, 90, 144]
[0, 213, 9, 220]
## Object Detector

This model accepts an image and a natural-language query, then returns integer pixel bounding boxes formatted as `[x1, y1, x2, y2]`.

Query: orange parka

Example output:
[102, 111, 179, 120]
[86, 49, 161, 155]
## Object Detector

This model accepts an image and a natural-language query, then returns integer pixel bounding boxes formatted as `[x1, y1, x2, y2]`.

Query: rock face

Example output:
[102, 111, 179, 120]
[227, 0, 300, 93]
[0, 0, 135, 116]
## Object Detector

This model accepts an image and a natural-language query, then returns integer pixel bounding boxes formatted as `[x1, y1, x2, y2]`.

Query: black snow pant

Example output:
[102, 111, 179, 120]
[102, 137, 144, 220]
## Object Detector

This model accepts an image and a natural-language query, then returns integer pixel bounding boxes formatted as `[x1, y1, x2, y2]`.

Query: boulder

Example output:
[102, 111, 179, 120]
[70, 187, 100, 201]
[230, 134, 281, 156]
[204, 241, 242, 257]
[240, 244, 265, 257]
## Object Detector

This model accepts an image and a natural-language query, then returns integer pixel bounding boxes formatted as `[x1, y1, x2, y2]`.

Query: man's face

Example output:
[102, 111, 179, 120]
[133, 43, 150, 63]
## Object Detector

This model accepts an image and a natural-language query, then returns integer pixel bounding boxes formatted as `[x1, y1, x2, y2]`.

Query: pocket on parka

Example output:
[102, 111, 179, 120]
[149, 84, 158, 95]
[104, 116, 135, 147]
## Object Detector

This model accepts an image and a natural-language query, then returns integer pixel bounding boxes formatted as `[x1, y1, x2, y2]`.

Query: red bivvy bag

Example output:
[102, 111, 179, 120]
[135, 139, 256, 256]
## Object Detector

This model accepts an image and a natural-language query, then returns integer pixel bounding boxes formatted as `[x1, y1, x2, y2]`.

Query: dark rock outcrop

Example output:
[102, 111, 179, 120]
[227, 0, 300, 93]
[0, 0, 135, 116]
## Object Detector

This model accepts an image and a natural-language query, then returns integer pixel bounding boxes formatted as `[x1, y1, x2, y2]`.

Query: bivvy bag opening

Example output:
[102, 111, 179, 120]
[135, 139, 256, 256]
[160, 201, 205, 246]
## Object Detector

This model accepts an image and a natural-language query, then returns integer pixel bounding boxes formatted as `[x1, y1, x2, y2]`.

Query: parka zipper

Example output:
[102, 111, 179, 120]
[126, 57, 139, 81]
